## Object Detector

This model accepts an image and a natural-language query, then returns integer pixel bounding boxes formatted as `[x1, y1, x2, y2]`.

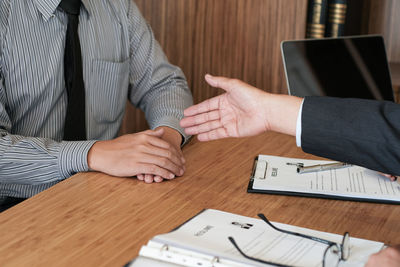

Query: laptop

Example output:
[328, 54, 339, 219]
[281, 35, 394, 101]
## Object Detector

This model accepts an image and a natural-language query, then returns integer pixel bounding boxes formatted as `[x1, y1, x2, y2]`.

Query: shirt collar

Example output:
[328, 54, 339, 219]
[33, 0, 91, 21]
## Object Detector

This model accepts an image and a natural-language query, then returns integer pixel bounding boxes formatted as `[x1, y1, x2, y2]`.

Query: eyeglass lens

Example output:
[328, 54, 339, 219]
[341, 232, 350, 260]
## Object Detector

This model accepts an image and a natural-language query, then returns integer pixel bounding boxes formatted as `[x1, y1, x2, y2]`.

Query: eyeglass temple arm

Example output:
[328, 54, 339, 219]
[257, 214, 334, 246]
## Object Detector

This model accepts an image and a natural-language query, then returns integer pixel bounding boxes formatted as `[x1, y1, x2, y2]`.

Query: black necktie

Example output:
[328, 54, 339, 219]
[59, 0, 86, 141]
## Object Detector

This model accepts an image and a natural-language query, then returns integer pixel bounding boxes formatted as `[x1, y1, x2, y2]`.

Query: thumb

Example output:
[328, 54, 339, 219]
[205, 74, 235, 93]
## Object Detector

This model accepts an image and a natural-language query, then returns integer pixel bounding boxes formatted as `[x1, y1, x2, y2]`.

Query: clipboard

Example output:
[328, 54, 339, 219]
[247, 155, 400, 204]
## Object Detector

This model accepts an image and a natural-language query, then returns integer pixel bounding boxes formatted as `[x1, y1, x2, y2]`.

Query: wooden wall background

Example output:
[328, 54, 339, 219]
[359, 0, 400, 100]
[360, 0, 400, 63]
[120, 0, 400, 134]
[120, 0, 308, 134]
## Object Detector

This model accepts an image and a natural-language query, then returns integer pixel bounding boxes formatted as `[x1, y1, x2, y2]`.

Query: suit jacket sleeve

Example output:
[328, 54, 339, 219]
[301, 96, 400, 175]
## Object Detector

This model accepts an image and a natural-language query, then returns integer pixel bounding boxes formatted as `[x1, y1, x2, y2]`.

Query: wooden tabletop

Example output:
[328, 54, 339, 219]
[1, 132, 399, 266]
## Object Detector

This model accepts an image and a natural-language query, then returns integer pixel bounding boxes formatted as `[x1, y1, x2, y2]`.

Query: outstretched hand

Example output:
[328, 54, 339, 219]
[181, 74, 302, 141]
[180, 74, 270, 141]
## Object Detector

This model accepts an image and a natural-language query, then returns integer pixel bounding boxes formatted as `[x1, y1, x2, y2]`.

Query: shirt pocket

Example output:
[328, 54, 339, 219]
[89, 59, 129, 123]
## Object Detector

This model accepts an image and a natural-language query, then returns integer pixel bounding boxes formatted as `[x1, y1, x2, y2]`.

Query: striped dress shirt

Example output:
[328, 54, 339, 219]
[0, 0, 193, 201]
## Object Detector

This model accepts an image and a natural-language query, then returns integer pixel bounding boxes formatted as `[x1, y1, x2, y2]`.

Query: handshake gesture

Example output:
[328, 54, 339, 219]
[180, 74, 302, 140]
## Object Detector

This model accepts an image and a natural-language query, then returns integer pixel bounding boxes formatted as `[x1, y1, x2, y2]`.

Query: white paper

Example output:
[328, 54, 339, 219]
[139, 209, 383, 267]
[129, 256, 181, 267]
[251, 155, 400, 202]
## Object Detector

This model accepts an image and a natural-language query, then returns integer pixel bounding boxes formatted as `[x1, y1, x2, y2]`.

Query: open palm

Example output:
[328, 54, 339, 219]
[181, 75, 269, 141]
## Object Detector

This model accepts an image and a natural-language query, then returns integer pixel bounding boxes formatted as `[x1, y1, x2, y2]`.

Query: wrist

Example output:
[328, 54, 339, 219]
[87, 140, 104, 172]
[156, 126, 182, 148]
[262, 92, 276, 132]
[264, 94, 303, 136]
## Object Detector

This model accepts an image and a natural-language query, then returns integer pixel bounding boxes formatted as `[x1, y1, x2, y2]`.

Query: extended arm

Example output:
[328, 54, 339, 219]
[301, 96, 400, 175]
[181, 74, 400, 175]
[180, 74, 301, 140]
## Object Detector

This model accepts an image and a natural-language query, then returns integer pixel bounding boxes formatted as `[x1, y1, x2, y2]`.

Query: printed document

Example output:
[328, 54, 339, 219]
[249, 155, 400, 203]
[132, 209, 383, 267]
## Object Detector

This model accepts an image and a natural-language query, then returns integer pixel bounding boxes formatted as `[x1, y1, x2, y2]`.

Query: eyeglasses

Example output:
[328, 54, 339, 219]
[229, 214, 350, 267]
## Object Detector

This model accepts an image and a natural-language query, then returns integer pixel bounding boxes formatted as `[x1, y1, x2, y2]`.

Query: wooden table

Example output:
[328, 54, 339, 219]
[0, 132, 399, 266]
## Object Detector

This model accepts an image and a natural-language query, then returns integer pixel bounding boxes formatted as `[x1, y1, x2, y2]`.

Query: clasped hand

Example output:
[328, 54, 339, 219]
[88, 127, 185, 183]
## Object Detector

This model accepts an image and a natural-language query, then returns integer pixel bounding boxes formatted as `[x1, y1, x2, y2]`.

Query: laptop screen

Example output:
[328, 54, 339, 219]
[281, 35, 394, 101]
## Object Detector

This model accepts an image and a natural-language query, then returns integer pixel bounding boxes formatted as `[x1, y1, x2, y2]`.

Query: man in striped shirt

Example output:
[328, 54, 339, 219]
[0, 0, 193, 208]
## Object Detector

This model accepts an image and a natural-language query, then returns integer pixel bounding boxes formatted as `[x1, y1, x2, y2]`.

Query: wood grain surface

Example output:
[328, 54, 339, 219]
[1, 132, 399, 266]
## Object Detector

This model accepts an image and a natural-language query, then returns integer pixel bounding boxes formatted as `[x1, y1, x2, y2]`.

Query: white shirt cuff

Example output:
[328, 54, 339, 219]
[296, 99, 305, 147]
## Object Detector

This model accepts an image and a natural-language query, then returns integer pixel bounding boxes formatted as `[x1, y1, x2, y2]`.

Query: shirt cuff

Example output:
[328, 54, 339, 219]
[58, 140, 97, 179]
[296, 99, 305, 147]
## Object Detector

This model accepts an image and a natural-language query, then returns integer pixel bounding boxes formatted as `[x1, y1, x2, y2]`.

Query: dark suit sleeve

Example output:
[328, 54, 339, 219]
[301, 96, 400, 175]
